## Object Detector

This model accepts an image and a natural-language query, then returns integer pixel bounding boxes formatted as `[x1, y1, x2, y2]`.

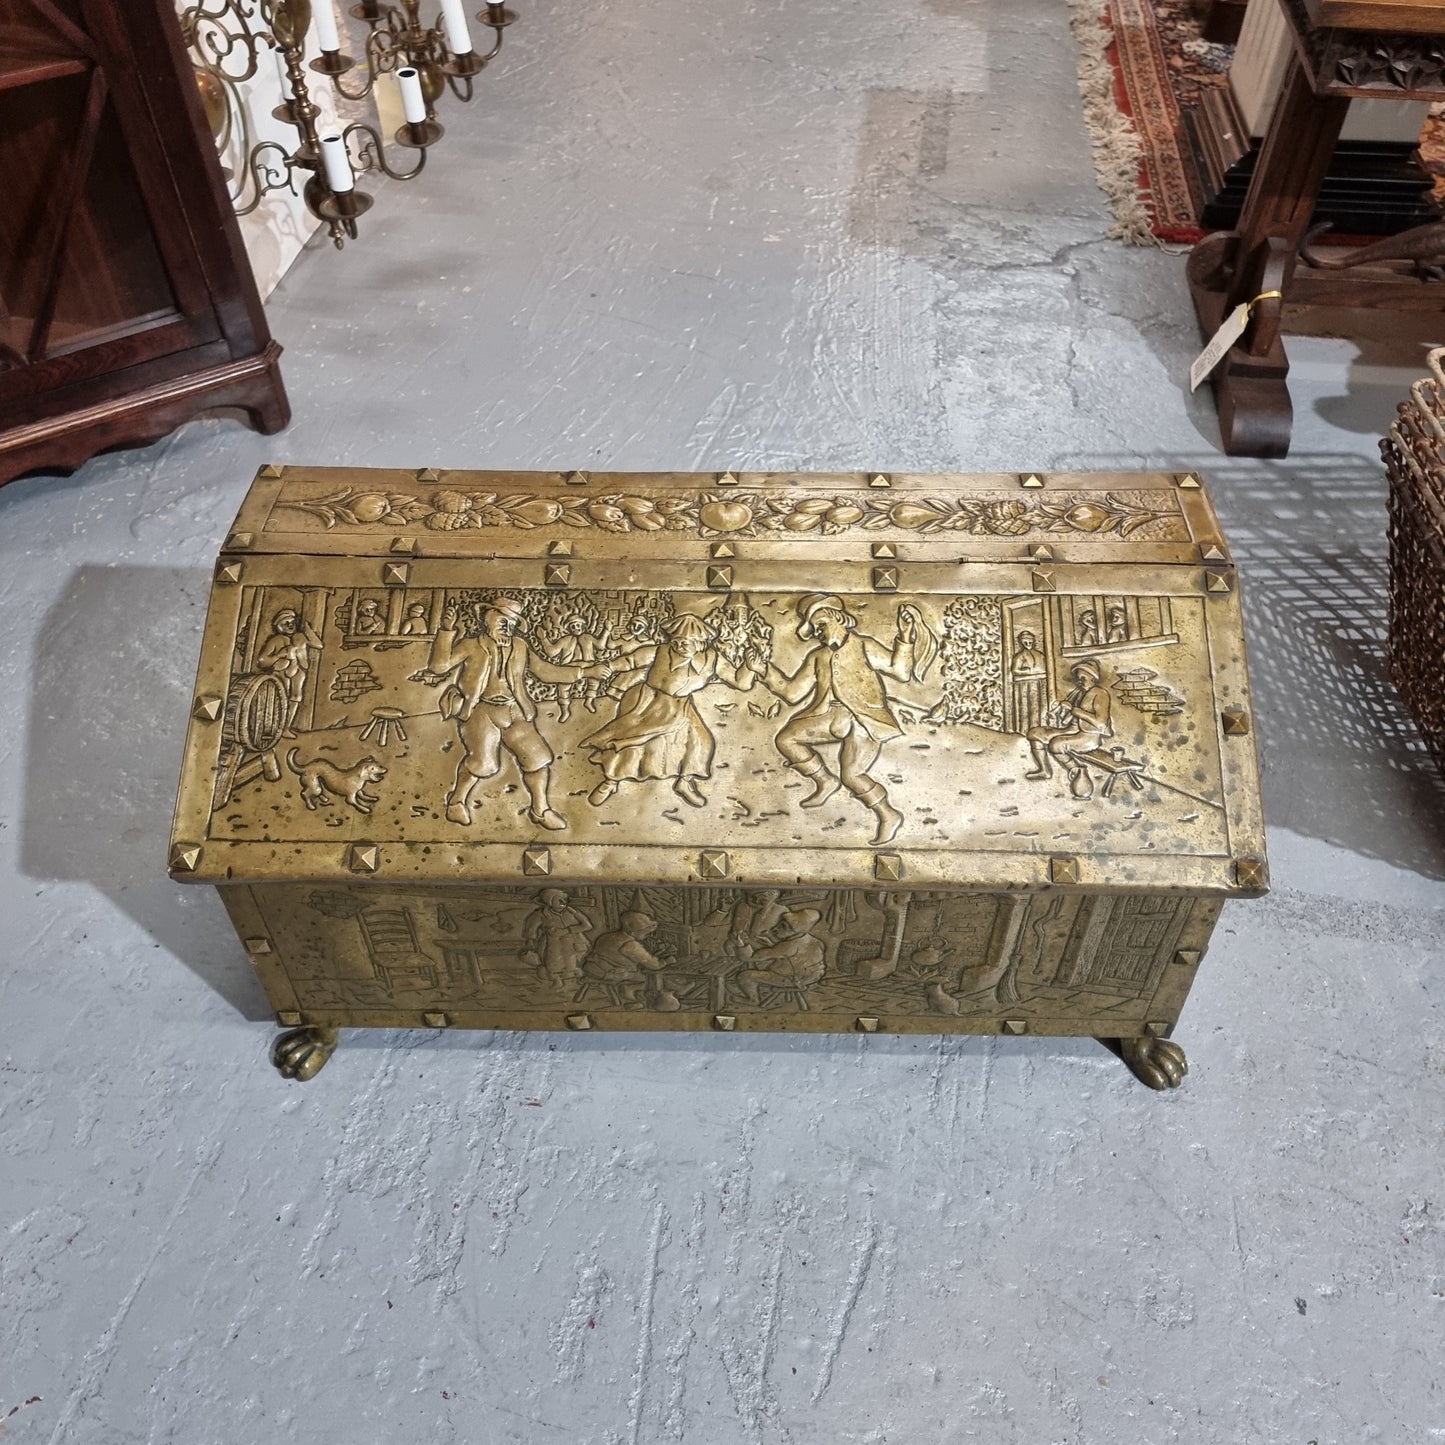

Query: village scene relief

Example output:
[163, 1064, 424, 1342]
[211, 577, 1224, 1022]
[206, 582, 1228, 858]
[248, 879, 1208, 1024]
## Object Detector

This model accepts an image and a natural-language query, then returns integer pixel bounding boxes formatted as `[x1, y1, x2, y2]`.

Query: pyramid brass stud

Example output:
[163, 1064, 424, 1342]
[1031, 544, 1055, 562]
[1032, 568, 1056, 593]
[871, 541, 898, 559]
[566, 1013, 593, 1030]
[1002, 1018, 1029, 1035]
[708, 541, 736, 560]
[1019, 472, 1045, 488]
[1049, 855, 1080, 884]
[1172, 949, 1202, 967]
[547, 539, 574, 557]
[522, 847, 552, 877]
[1199, 542, 1228, 563]
[872, 565, 899, 591]
[215, 561, 244, 586]
[226, 530, 254, 550]
[192, 695, 223, 722]
[416, 467, 442, 481]
[276, 1010, 302, 1027]
[869, 473, 892, 488]
[874, 853, 903, 882]
[706, 564, 733, 590]
[716, 471, 739, 486]
[348, 844, 380, 873]
[699, 849, 730, 879]
[856, 1016, 881, 1033]
[169, 842, 203, 874]
[544, 562, 572, 587]
[390, 536, 418, 556]
[257, 463, 283, 479]
[382, 562, 410, 586]
[1175, 472, 1202, 489]
[423, 1011, 450, 1028]
[1205, 570, 1233, 594]
[1145, 1020, 1172, 1038]
[244, 937, 272, 955]
[712, 1014, 737, 1031]
[566, 470, 590, 485]
[1221, 707, 1250, 736]
[1236, 858, 1267, 890]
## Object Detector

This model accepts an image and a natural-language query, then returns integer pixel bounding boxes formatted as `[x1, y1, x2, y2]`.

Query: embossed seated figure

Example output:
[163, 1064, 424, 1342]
[400, 602, 431, 636]
[353, 597, 385, 635]
[735, 907, 827, 1006]
[1025, 658, 1113, 800]
[579, 910, 679, 1010]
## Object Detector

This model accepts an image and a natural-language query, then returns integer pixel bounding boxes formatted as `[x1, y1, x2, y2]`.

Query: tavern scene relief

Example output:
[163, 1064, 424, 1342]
[255, 883, 1201, 1023]
[207, 584, 1227, 856]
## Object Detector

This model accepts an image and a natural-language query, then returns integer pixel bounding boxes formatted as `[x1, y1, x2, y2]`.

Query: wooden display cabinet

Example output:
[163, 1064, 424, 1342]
[0, 0, 289, 489]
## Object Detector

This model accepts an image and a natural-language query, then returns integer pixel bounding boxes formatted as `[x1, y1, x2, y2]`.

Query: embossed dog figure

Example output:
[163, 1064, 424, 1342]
[286, 749, 387, 814]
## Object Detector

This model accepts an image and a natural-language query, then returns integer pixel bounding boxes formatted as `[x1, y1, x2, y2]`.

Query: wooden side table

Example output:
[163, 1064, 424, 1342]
[1187, 0, 1445, 456]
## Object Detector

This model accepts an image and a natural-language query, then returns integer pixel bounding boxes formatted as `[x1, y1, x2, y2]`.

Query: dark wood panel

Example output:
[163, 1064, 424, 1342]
[0, 0, 288, 488]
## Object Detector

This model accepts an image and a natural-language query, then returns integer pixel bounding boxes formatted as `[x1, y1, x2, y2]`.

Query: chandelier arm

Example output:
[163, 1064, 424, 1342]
[474, 22, 505, 63]
[443, 70, 474, 102]
[232, 140, 303, 216]
[326, 24, 400, 101]
[181, 0, 269, 83]
[342, 119, 429, 181]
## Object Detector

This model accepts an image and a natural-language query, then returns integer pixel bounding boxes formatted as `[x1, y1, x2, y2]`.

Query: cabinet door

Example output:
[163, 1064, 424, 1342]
[0, 0, 226, 406]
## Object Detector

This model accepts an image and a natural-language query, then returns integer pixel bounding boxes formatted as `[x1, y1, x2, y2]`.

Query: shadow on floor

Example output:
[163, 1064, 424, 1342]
[18, 565, 271, 1019]
[1062, 451, 1445, 879]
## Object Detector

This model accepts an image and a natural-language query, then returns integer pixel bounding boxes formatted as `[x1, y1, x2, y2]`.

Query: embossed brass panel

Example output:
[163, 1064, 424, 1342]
[172, 468, 1266, 1089]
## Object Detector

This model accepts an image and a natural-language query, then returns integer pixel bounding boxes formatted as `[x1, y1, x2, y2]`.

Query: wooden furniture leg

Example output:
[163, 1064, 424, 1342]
[1189, 53, 1349, 457]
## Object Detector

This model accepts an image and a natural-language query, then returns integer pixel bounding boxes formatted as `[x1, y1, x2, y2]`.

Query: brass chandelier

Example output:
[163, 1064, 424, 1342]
[182, 0, 516, 247]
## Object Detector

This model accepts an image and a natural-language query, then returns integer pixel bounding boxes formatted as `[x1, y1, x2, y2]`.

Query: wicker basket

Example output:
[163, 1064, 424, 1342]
[1382, 348, 1445, 761]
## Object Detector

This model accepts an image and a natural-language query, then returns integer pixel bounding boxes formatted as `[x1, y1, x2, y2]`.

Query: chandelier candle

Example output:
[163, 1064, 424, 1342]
[319, 134, 354, 193]
[312, 1, 341, 54]
[396, 67, 427, 126]
[439, 0, 474, 57]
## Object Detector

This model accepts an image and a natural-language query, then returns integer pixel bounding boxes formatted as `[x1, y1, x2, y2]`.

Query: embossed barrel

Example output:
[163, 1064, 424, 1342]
[169, 466, 1267, 1088]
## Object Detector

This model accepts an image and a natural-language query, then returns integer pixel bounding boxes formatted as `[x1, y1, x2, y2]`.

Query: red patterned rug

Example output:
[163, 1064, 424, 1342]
[1071, 0, 1445, 244]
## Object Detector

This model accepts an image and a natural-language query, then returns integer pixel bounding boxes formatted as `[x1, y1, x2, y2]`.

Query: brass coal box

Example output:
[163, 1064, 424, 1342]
[170, 466, 1267, 1089]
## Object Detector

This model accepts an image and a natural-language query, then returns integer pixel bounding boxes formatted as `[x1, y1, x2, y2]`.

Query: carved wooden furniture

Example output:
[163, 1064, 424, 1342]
[170, 467, 1267, 1090]
[0, 0, 289, 490]
[1382, 348, 1445, 759]
[1187, 0, 1445, 456]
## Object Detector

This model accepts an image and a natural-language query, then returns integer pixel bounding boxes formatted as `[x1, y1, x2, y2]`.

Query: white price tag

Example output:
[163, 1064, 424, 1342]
[1188, 290, 1282, 393]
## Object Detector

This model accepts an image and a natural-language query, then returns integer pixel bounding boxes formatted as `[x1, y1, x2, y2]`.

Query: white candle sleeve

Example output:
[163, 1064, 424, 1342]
[313, 2, 341, 53]
[275, 44, 293, 97]
[439, 0, 474, 54]
[396, 66, 428, 124]
[319, 134, 355, 193]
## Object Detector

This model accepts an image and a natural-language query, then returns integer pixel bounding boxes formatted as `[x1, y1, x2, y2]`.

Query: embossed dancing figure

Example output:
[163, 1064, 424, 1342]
[412, 597, 594, 831]
[762, 594, 935, 847]
[1025, 658, 1113, 800]
[583, 613, 760, 809]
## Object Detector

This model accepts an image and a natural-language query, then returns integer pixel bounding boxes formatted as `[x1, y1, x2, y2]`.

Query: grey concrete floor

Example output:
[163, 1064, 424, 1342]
[4, 0, 1445, 1440]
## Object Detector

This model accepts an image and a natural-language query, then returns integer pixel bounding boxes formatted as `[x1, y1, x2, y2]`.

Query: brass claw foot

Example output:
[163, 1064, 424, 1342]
[1107, 1034, 1188, 1090]
[272, 1025, 340, 1081]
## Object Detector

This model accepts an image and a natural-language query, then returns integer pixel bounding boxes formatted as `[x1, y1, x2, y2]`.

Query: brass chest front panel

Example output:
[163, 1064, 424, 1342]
[223, 881, 1221, 1037]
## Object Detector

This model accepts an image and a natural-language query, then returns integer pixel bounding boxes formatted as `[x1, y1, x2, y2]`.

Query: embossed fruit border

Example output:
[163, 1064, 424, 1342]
[273, 487, 1181, 540]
